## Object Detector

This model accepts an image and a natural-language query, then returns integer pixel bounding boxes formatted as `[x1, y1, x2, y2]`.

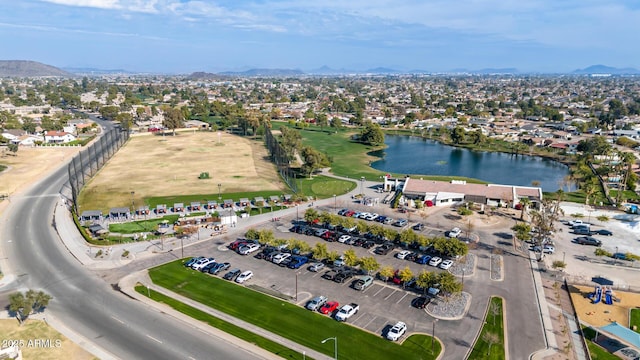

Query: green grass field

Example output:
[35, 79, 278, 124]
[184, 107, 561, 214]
[134, 285, 306, 359]
[108, 215, 180, 233]
[468, 297, 505, 360]
[148, 260, 442, 360]
[298, 175, 357, 198]
[631, 309, 640, 333]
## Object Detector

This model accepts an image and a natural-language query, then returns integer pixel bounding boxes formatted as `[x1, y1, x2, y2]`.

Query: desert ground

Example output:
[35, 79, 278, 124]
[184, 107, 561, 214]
[0, 319, 96, 360]
[0, 147, 80, 196]
[78, 131, 284, 211]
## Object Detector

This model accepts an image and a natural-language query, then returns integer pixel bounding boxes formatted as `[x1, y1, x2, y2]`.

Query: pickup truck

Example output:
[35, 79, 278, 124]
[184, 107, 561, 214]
[353, 276, 373, 291]
[334, 303, 359, 321]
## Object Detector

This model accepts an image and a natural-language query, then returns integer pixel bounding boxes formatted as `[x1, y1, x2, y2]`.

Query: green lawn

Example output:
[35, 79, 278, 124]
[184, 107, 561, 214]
[134, 285, 306, 359]
[631, 309, 640, 334]
[468, 297, 505, 360]
[582, 327, 619, 360]
[148, 260, 441, 360]
[108, 214, 180, 233]
[297, 175, 357, 198]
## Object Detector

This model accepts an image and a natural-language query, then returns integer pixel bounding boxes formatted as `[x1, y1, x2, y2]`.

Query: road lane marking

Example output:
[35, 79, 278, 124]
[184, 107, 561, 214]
[146, 334, 163, 344]
[110, 315, 125, 324]
[373, 287, 385, 296]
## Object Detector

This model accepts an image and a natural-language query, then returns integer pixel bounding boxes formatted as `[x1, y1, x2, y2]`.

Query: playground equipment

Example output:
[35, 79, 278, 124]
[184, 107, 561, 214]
[589, 285, 603, 304]
[590, 286, 620, 305]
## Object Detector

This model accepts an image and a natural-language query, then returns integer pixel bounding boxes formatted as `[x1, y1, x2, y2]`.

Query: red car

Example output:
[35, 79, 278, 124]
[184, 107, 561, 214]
[392, 270, 403, 285]
[344, 210, 356, 217]
[319, 301, 340, 315]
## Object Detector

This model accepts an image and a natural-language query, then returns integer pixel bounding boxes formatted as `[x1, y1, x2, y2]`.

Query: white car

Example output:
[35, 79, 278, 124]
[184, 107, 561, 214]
[365, 213, 379, 221]
[386, 321, 407, 341]
[309, 262, 325, 272]
[238, 243, 260, 255]
[396, 250, 412, 260]
[448, 228, 462, 238]
[272, 253, 291, 264]
[235, 270, 253, 283]
[428, 256, 442, 267]
[192, 257, 215, 271]
[338, 235, 351, 243]
[439, 259, 454, 270]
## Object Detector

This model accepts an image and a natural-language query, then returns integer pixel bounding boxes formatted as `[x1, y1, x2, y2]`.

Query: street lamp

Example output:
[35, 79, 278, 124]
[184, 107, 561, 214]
[431, 319, 438, 354]
[130, 191, 135, 216]
[333, 194, 337, 213]
[462, 269, 465, 290]
[360, 176, 365, 197]
[217, 183, 222, 201]
[321, 337, 337, 360]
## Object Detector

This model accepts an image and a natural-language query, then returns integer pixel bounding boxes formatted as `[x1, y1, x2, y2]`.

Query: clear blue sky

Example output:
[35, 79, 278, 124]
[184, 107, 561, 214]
[2, 0, 639, 73]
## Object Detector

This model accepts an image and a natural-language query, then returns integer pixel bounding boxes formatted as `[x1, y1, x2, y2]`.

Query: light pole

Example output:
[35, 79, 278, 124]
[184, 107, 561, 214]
[462, 269, 465, 290]
[321, 337, 337, 360]
[615, 246, 619, 265]
[360, 176, 365, 196]
[217, 183, 222, 201]
[295, 272, 298, 301]
[296, 204, 299, 223]
[130, 191, 135, 217]
[431, 319, 438, 354]
[333, 194, 336, 213]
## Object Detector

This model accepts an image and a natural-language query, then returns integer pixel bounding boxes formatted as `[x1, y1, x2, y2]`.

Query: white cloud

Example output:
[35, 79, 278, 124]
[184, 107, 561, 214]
[0, 21, 167, 41]
[39, 0, 159, 13]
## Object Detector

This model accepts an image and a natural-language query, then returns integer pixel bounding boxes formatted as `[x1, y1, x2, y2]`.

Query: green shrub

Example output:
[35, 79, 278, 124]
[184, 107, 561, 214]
[458, 207, 473, 216]
[594, 248, 612, 257]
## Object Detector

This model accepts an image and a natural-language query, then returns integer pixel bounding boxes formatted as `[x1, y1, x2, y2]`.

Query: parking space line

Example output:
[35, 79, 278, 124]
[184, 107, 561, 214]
[396, 293, 408, 304]
[363, 315, 378, 329]
[373, 287, 386, 297]
[384, 289, 397, 300]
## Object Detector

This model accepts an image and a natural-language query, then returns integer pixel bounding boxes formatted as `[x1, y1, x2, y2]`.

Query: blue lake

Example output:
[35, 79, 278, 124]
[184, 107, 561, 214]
[370, 135, 572, 192]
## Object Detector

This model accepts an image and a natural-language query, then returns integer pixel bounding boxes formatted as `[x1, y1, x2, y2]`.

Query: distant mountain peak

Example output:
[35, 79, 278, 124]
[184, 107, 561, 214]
[573, 64, 640, 75]
[0, 60, 73, 77]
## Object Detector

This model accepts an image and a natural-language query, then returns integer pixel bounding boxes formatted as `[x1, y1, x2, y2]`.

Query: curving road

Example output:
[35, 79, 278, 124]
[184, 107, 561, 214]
[0, 119, 263, 360]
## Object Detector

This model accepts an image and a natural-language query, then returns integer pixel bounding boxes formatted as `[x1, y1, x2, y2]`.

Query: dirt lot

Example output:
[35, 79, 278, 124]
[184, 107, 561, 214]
[0, 147, 80, 196]
[78, 131, 284, 210]
[569, 284, 640, 327]
[0, 318, 96, 360]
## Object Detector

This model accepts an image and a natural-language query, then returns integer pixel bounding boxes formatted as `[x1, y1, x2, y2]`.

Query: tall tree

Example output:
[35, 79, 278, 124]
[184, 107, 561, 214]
[9, 290, 52, 325]
[162, 107, 184, 135]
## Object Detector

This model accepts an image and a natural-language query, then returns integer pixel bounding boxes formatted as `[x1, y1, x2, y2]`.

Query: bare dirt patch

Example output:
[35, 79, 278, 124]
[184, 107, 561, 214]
[0, 147, 80, 196]
[0, 318, 96, 360]
[78, 131, 284, 210]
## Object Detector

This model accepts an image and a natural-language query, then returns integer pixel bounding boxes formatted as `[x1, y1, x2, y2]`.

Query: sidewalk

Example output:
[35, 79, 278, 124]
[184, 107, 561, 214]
[119, 271, 331, 360]
[529, 251, 560, 360]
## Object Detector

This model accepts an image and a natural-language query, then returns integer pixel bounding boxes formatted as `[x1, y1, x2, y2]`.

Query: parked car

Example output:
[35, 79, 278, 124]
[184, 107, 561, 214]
[334, 303, 359, 321]
[319, 301, 340, 315]
[416, 254, 432, 265]
[573, 227, 592, 235]
[338, 234, 351, 243]
[192, 257, 215, 271]
[383, 217, 394, 225]
[306, 295, 328, 311]
[184, 256, 204, 267]
[308, 262, 325, 272]
[353, 276, 374, 290]
[386, 321, 407, 341]
[238, 243, 260, 255]
[595, 229, 613, 236]
[447, 228, 462, 238]
[396, 250, 412, 260]
[209, 262, 231, 274]
[376, 215, 387, 223]
[201, 261, 219, 273]
[574, 236, 602, 246]
[393, 219, 408, 227]
[288, 255, 309, 269]
[228, 239, 248, 251]
[272, 253, 291, 264]
[375, 243, 394, 255]
[223, 268, 241, 281]
[439, 259, 454, 270]
[429, 256, 443, 267]
[412, 223, 424, 231]
[613, 252, 628, 260]
[411, 296, 430, 309]
[235, 270, 253, 283]
[362, 240, 376, 249]
[338, 208, 349, 216]
[322, 270, 338, 281]
[334, 269, 355, 283]
[532, 245, 555, 254]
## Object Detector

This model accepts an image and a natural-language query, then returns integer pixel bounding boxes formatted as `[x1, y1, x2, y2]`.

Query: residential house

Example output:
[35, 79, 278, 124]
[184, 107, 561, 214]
[44, 131, 76, 144]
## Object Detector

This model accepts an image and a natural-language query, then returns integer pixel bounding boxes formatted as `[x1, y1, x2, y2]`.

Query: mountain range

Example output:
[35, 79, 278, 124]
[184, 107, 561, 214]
[2, 60, 640, 77]
[0, 60, 73, 77]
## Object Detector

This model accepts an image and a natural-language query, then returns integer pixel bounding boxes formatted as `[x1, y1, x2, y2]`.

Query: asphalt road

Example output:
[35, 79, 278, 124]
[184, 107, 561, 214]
[0, 124, 264, 359]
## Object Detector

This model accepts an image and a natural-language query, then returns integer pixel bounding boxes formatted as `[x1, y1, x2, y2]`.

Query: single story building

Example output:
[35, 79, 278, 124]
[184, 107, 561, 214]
[109, 207, 130, 218]
[190, 202, 201, 211]
[173, 203, 184, 212]
[136, 206, 150, 215]
[80, 210, 103, 222]
[399, 177, 542, 209]
[156, 204, 167, 214]
[206, 200, 218, 209]
[219, 209, 238, 226]
[223, 199, 234, 208]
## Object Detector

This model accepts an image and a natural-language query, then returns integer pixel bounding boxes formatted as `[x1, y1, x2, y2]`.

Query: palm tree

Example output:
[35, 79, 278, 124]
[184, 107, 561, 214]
[518, 198, 532, 220]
